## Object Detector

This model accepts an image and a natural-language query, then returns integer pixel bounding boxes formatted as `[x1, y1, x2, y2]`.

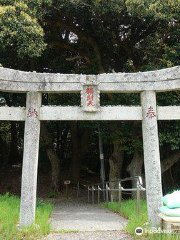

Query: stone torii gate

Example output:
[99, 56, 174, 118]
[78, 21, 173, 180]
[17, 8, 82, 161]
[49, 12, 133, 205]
[0, 66, 180, 228]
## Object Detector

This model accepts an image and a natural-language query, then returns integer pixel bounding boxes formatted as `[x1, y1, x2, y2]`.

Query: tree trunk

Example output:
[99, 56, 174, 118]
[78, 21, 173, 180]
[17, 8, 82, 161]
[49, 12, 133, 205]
[46, 147, 61, 192]
[70, 122, 79, 181]
[162, 168, 176, 194]
[161, 150, 180, 194]
[126, 150, 180, 199]
[41, 123, 61, 192]
[109, 141, 124, 201]
[161, 151, 180, 174]
[0, 135, 9, 169]
[127, 151, 144, 199]
[70, 122, 90, 181]
[2, 96, 19, 164]
[9, 122, 19, 164]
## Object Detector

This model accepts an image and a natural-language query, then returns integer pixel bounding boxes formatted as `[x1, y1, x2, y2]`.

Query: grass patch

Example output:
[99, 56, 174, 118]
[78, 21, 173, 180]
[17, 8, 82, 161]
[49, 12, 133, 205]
[103, 200, 179, 240]
[0, 193, 54, 240]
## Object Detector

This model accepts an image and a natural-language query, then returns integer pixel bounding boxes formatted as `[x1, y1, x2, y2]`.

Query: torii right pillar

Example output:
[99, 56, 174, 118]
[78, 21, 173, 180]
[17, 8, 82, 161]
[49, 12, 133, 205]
[141, 90, 162, 227]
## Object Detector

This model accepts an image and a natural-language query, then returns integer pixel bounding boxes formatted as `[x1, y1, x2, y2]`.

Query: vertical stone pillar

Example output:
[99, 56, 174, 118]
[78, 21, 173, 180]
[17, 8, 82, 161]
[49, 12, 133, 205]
[141, 90, 162, 227]
[20, 92, 42, 227]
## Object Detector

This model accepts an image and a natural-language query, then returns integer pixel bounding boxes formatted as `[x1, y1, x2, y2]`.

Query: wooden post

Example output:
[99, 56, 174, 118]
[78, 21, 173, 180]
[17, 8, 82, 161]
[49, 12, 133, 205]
[92, 186, 94, 204]
[136, 182, 140, 218]
[98, 185, 100, 204]
[118, 181, 122, 204]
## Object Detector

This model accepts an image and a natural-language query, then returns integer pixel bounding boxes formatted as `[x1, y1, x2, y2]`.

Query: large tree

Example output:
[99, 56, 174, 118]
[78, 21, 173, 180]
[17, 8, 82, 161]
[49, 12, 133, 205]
[0, 0, 180, 194]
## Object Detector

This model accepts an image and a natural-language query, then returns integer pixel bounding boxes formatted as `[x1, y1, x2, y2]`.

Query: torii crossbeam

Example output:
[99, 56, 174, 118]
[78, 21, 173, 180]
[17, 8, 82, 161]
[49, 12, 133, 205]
[0, 66, 180, 227]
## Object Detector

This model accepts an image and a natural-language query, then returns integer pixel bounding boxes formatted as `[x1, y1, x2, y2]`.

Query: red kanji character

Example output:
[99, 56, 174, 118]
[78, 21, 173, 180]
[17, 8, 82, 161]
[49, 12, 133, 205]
[27, 108, 32, 118]
[86, 87, 94, 106]
[27, 108, 38, 118]
[33, 109, 38, 118]
[146, 106, 156, 119]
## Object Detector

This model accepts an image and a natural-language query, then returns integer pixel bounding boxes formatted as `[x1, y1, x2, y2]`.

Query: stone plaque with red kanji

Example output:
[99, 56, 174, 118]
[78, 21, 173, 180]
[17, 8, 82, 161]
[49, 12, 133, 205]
[81, 84, 100, 112]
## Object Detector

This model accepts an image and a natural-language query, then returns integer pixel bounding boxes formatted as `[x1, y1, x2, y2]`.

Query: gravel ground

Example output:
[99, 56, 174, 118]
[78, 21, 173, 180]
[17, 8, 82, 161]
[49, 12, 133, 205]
[40, 199, 134, 240]
[50, 200, 128, 231]
[41, 231, 134, 240]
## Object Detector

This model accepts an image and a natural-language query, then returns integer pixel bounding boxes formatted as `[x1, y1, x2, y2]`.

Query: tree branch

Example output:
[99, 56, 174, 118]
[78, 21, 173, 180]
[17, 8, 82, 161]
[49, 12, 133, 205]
[46, 19, 104, 72]
[161, 151, 180, 174]
[48, 41, 91, 65]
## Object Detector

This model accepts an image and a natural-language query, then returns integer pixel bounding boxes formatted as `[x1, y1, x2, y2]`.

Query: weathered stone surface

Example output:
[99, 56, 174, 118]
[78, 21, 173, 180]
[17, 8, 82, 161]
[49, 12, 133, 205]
[20, 92, 42, 227]
[40, 106, 142, 121]
[0, 107, 25, 121]
[141, 91, 162, 227]
[157, 106, 180, 120]
[1, 106, 180, 121]
[0, 66, 180, 92]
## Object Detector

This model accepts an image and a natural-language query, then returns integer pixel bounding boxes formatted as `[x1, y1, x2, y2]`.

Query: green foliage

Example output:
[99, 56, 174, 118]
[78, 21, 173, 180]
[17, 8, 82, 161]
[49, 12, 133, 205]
[103, 200, 179, 239]
[103, 200, 148, 232]
[48, 190, 58, 198]
[47, 93, 81, 106]
[91, 0, 126, 14]
[126, 0, 180, 20]
[0, 193, 53, 240]
[0, 1, 48, 58]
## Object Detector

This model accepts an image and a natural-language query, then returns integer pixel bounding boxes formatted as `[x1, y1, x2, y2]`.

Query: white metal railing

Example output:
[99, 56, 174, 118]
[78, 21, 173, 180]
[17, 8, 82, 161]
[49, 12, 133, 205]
[87, 176, 146, 217]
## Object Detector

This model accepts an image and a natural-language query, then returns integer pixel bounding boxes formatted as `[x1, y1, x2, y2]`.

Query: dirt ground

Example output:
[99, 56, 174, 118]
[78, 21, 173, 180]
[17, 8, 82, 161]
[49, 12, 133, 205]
[0, 164, 52, 197]
[0, 164, 96, 198]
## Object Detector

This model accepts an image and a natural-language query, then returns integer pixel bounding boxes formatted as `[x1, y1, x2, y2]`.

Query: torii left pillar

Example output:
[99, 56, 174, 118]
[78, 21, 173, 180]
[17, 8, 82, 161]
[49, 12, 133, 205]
[20, 92, 42, 227]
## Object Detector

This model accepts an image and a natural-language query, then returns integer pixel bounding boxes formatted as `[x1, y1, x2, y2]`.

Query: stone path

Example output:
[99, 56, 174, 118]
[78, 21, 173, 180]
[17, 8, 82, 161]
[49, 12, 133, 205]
[50, 200, 128, 231]
[42, 231, 133, 240]
[41, 200, 134, 240]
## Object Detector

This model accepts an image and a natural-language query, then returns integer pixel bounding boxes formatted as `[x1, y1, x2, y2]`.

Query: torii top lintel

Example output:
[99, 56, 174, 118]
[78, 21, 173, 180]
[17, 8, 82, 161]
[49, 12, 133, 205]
[0, 66, 180, 93]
